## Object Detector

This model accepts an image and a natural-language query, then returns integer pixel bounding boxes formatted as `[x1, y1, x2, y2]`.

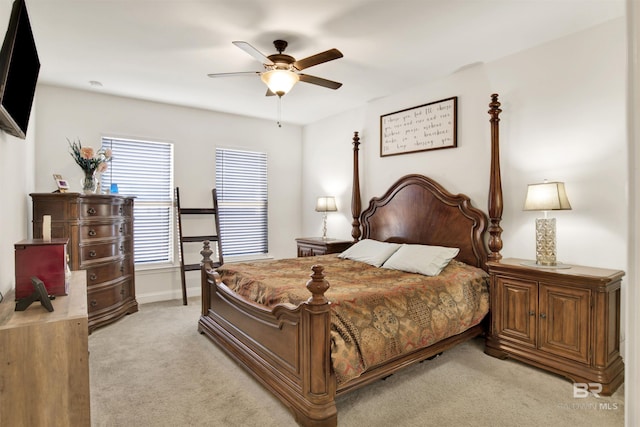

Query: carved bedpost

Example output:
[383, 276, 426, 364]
[488, 94, 504, 262]
[306, 265, 330, 305]
[301, 264, 337, 426]
[200, 241, 214, 316]
[351, 132, 362, 242]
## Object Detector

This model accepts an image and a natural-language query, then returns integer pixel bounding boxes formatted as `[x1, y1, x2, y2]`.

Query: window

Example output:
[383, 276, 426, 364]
[101, 137, 174, 265]
[215, 148, 268, 258]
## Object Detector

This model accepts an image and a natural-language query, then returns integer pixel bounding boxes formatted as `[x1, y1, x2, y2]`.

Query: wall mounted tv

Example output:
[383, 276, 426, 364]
[0, 0, 39, 139]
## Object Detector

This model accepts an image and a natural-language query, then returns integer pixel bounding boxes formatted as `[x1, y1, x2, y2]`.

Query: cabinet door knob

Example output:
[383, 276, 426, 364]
[529, 310, 535, 316]
[540, 313, 547, 319]
[89, 274, 97, 281]
[89, 250, 97, 258]
[90, 300, 98, 307]
[87, 207, 96, 215]
[88, 229, 96, 237]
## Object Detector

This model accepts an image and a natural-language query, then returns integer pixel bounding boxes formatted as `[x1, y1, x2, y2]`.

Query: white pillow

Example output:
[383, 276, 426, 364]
[338, 239, 401, 267]
[381, 244, 460, 276]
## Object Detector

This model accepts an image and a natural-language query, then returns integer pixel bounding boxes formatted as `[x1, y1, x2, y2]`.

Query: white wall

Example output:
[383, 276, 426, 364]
[33, 85, 303, 302]
[0, 112, 34, 298]
[626, 1, 639, 425]
[304, 19, 626, 274]
[0, 0, 36, 298]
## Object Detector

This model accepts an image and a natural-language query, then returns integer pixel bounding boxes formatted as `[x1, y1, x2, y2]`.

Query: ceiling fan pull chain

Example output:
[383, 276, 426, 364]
[277, 96, 282, 128]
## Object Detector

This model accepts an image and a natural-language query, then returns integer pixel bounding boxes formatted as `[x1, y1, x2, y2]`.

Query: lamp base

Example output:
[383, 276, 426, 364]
[321, 213, 328, 240]
[520, 260, 572, 269]
[535, 218, 558, 266]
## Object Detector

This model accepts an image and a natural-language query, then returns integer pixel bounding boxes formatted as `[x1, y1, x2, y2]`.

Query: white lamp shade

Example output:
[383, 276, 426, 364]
[315, 196, 337, 212]
[523, 181, 572, 211]
[260, 70, 300, 96]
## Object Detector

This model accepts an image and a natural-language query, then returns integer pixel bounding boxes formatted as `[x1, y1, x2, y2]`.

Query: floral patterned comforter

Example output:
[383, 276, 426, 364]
[217, 254, 489, 385]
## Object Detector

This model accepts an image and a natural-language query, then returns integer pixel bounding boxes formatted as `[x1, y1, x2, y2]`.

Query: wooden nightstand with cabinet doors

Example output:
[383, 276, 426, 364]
[295, 237, 353, 257]
[484, 258, 624, 395]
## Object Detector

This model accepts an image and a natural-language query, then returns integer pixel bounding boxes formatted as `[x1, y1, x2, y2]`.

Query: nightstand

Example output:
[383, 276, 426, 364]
[295, 237, 353, 257]
[484, 258, 625, 395]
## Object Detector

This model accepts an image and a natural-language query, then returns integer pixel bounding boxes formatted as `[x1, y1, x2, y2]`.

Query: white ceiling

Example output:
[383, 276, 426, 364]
[24, 0, 624, 126]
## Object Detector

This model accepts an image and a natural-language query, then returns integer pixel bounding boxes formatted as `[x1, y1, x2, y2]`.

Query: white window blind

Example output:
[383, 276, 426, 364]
[215, 148, 268, 257]
[102, 137, 174, 265]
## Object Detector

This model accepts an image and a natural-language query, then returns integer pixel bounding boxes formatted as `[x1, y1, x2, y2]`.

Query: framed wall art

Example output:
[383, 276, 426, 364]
[380, 96, 457, 157]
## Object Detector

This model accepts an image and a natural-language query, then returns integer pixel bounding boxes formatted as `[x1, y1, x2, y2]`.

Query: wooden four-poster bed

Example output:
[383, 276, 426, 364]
[198, 94, 505, 426]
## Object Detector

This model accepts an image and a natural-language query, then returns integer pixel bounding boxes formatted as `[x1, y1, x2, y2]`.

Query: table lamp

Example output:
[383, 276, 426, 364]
[315, 196, 337, 239]
[523, 181, 572, 266]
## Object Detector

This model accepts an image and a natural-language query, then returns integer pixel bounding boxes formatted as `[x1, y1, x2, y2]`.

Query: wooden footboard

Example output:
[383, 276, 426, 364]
[198, 243, 485, 426]
[198, 242, 338, 426]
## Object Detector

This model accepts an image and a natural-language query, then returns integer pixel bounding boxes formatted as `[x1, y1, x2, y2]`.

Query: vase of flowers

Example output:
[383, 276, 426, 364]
[81, 169, 99, 193]
[69, 139, 112, 194]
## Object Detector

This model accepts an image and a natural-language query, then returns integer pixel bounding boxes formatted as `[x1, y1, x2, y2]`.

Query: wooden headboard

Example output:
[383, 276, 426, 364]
[350, 94, 504, 271]
[360, 174, 488, 269]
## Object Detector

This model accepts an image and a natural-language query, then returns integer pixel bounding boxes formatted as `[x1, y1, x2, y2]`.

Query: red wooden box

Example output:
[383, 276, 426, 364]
[14, 238, 69, 299]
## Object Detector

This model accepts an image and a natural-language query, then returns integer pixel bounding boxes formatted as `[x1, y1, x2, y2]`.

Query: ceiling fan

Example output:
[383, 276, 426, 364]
[208, 40, 343, 97]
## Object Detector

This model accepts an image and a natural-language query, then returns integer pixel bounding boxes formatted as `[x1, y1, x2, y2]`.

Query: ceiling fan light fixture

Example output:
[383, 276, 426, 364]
[261, 69, 299, 97]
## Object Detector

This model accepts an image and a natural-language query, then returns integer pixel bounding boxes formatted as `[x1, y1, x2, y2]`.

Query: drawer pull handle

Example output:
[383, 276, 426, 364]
[120, 264, 125, 272]
[90, 300, 98, 307]
[119, 207, 123, 215]
[119, 225, 124, 233]
[89, 250, 97, 258]
[89, 274, 97, 281]
[540, 313, 547, 319]
[88, 229, 96, 237]
[120, 245, 125, 253]
[87, 207, 96, 215]
[120, 288, 126, 296]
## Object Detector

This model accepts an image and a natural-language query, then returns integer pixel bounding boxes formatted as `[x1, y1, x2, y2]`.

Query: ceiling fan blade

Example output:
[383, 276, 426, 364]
[294, 48, 343, 71]
[298, 74, 343, 90]
[232, 41, 274, 66]
[207, 71, 261, 78]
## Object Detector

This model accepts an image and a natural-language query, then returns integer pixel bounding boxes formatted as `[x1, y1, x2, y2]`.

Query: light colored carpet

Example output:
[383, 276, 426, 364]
[89, 298, 624, 427]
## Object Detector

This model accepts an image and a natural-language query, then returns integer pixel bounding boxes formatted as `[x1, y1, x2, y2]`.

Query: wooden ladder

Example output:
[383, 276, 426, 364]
[175, 187, 223, 305]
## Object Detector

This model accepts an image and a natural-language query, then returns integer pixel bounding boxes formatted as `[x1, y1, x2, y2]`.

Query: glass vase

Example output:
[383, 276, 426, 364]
[81, 170, 99, 194]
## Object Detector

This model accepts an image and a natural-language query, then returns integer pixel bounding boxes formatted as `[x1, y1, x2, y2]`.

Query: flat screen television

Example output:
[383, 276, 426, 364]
[0, 0, 39, 139]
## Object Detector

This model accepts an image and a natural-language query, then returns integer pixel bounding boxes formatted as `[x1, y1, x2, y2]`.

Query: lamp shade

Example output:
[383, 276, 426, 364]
[315, 196, 337, 212]
[523, 181, 572, 211]
[260, 69, 300, 96]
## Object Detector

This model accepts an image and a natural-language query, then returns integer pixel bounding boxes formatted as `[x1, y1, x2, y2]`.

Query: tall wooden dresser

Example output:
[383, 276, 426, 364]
[31, 193, 137, 332]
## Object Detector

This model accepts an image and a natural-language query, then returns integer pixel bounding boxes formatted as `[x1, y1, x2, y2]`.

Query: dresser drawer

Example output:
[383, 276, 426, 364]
[79, 240, 131, 264]
[33, 197, 76, 221]
[85, 258, 132, 285]
[87, 278, 133, 314]
[79, 222, 126, 240]
[79, 201, 127, 218]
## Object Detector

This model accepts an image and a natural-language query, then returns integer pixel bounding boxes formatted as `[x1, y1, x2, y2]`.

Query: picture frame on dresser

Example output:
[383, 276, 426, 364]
[30, 192, 137, 332]
[52, 173, 69, 192]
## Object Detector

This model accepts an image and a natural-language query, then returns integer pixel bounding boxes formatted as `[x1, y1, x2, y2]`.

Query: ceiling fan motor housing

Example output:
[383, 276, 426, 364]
[267, 53, 296, 70]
